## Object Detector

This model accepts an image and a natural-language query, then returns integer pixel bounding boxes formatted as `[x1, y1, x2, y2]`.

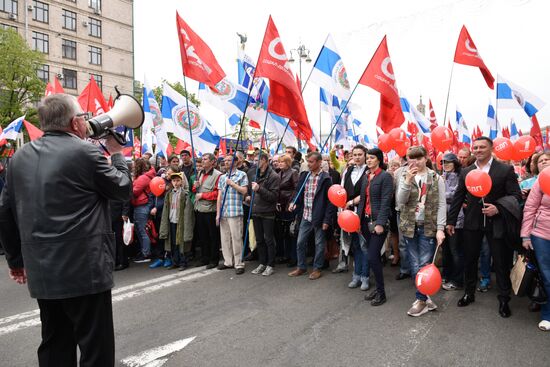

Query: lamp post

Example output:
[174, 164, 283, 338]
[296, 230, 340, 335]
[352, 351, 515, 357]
[288, 43, 312, 149]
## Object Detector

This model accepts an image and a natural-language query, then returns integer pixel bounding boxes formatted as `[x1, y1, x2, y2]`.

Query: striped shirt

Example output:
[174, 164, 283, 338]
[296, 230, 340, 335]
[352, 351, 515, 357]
[218, 169, 248, 217]
[303, 171, 320, 222]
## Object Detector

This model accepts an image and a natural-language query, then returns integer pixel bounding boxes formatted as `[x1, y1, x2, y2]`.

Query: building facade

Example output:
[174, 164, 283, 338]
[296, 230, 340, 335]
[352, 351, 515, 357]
[0, 0, 134, 98]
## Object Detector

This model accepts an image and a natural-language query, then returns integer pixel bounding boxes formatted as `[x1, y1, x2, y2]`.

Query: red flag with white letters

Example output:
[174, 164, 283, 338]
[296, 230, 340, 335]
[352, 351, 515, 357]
[428, 99, 438, 131]
[531, 115, 543, 150]
[77, 76, 108, 116]
[453, 25, 494, 89]
[176, 12, 225, 90]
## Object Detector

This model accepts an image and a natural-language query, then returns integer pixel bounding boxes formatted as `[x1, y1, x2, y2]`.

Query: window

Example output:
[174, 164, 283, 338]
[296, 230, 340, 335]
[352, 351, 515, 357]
[32, 31, 49, 53]
[62, 68, 77, 89]
[88, 17, 101, 38]
[37, 64, 49, 83]
[89, 46, 101, 65]
[90, 74, 102, 90]
[89, 0, 101, 11]
[62, 9, 76, 31]
[0, 0, 17, 15]
[0, 23, 17, 31]
[62, 39, 77, 60]
[33, 1, 49, 23]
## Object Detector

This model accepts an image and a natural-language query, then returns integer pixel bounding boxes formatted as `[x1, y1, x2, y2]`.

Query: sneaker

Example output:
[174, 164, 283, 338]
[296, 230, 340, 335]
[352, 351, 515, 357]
[407, 299, 429, 317]
[426, 297, 438, 311]
[252, 264, 267, 275]
[348, 274, 361, 288]
[332, 262, 349, 273]
[442, 281, 462, 291]
[134, 254, 151, 263]
[148, 259, 163, 268]
[262, 266, 274, 276]
[477, 278, 491, 293]
[163, 258, 173, 268]
[538, 320, 550, 331]
[360, 276, 370, 291]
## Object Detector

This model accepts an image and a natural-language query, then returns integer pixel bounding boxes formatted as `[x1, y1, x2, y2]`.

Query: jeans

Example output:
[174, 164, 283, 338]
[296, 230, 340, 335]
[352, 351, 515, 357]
[351, 233, 369, 277]
[362, 221, 387, 294]
[405, 226, 436, 301]
[530, 235, 550, 321]
[296, 220, 326, 270]
[442, 228, 464, 286]
[479, 236, 491, 281]
[133, 205, 151, 257]
[254, 216, 276, 267]
[397, 213, 411, 275]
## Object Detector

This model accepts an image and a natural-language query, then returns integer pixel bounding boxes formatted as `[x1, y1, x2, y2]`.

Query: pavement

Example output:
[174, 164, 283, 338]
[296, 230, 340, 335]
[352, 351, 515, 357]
[0, 257, 548, 367]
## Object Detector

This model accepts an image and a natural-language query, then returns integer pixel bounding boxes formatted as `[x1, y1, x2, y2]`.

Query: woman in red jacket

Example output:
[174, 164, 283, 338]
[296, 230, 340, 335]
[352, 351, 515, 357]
[132, 158, 156, 262]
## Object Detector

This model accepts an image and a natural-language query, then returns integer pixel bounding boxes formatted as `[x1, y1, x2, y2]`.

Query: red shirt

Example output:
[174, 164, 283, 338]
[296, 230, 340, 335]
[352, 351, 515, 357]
[364, 167, 382, 216]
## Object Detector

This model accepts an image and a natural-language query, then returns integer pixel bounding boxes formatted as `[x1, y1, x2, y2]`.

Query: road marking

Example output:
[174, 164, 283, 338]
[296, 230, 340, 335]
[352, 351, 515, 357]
[120, 337, 196, 367]
[0, 268, 217, 337]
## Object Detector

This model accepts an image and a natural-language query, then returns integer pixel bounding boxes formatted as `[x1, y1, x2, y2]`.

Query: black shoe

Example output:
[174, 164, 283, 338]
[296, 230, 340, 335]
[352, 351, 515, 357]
[322, 260, 330, 270]
[457, 294, 475, 307]
[178, 265, 187, 271]
[528, 301, 541, 312]
[217, 264, 232, 270]
[364, 290, 378, 301]
[499, 301, 511, 318]
[395, 273, 411, 280]
[276, 257, 289, 264]
[115, 264, 128, 271]
[244, 252, 257, 261]
[287, 260, 297, 268]
[235, 267, 245, 275]
[206, 263, 217, 269]
[371, 293, 386, 306]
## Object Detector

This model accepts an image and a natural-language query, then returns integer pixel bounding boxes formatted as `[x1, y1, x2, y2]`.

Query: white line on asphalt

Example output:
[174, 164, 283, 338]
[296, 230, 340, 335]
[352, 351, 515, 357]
[120, 337, 196, 367]
[0, 268, 217, 337]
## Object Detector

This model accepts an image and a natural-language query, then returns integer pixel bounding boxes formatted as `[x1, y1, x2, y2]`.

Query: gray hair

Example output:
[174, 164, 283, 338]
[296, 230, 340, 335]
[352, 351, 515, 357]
[235, 151, 244, 160]
[38, 94, 80, 132]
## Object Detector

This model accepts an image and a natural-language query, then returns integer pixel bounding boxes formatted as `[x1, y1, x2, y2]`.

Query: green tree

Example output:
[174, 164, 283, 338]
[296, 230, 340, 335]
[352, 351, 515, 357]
[0, 29, 45, 127]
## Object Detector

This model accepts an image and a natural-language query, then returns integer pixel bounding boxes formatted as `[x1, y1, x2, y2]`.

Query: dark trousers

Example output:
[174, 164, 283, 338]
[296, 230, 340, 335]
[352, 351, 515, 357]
[37, 290, 114, 367]
[152, 212, 165, 260]
[169, 222, 185, 266]
[253, 216, 276, 267]
[463, 229, 513, 301]
[362, 221, 387, 295]
[442, 228, 464, 286]
[112, 219, 128, 267]
[274, 217, 296, 262]
[196, 211, 220, 265]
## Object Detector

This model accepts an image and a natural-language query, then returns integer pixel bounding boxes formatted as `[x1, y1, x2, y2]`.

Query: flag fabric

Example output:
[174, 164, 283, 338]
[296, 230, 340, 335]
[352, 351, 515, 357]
[320, 88, 354, 149]
[401, 97, 431, 135]
[161, 82, 220, 155]
[45, 76, 65, 97]
[218, 138, 227, 157]
[453, 25, 494, 89]
[309, 34, 351, 102]
[502, 126, 510, 139]
[107, 94, 114, 110]
[545, 126, 550, 150]
[23, 120, 43, 141]
[510, 119, 520, 142]
[175, 12, 225, 89]
[175, 139, 191, 155]
[78, 76, 108, 116]
[531, 115, 543, 150]
[44, 83, 55, 97]
[428, 99, 438, 130]
[471, 125, 483, 141]
[407, 122, 420, 146]
[254, 16, 310, 137]
[358, 36, 404, 132]
[496, 75, 546, 117]
[198, 79, 249, 118]
[456, 108, 471, 145]
[0, 115, 24, 141]
[142, 77, 170, 158]
[487, 101, 499, 140]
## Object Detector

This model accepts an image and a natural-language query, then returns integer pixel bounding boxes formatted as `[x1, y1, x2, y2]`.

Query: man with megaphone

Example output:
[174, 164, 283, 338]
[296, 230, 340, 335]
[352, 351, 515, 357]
[0, 93, 139, 367]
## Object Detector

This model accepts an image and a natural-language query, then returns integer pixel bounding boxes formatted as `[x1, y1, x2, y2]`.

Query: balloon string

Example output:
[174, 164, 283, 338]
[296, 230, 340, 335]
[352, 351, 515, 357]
[432, 243, 441, 264]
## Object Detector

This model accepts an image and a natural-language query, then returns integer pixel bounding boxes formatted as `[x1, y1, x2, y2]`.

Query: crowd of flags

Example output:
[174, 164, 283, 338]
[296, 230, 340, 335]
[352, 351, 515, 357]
[2, 15, 548, 160]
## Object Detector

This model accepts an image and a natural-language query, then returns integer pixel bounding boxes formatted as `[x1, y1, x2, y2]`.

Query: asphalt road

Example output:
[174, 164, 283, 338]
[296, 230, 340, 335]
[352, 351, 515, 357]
[0, 257, 548, 367]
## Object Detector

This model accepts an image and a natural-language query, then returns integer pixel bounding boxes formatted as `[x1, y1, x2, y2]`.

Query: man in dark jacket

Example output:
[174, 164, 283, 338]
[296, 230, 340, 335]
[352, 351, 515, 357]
[0, 94, 132, 367]
[288, 152, 336, 280]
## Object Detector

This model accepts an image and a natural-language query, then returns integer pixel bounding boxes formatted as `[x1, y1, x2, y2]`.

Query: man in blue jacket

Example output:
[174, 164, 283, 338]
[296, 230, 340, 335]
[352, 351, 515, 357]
[288, 152, 336, 280]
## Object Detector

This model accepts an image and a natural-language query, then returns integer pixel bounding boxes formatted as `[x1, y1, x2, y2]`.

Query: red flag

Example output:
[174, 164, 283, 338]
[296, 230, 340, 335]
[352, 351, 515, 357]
[249, 120, 261, 129]
[453, 25, 494, 89]
[54, 76, 65, 94]
[166, 143, 174, 157]
[174, 139, 188, 155]
[45, 83, 55, 97]
[0, 126, 6, 147]
[23, 120, 43, 141]
[545, 126, 550, 150]
[407, 122, 419, 146]
[77, 76, 108, 116]
[254, 16, 311, 139]
[107, 94, 114, 110]
[531, 115, 543, 149]
[218, 138, 226, 158]
[176, 12, 225, 90]
[358, 36, 404, 132]
[131, 135, 141, 158]
[422, 135, 436, 162]
[502, 126, 510, 139]
[428, 99, 438, 131]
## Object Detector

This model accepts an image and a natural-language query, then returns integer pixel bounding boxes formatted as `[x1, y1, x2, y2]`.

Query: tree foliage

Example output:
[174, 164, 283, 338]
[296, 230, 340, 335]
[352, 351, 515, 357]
[0, 29, 45, 127]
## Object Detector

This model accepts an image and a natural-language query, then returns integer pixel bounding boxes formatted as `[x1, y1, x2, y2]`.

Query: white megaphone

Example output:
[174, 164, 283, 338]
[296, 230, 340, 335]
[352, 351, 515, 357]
[86, 86, 144, 145]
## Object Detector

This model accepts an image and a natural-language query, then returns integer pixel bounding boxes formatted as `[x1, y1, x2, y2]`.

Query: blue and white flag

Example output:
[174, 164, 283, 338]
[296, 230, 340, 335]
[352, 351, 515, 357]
[496, 75, 546, 117]
[0, 115, 24, 141]
[161, 83, 220, 155]
[400, 97, 431, 136]
[456, 108, 471, 145]
[198, 79, 250, 118]
[142, 76, 170, 158]
[310, 34, 351, 102]
[510, 119, 520, 142]
[320, 88, 353, 149]
[487, 101, 499, 140]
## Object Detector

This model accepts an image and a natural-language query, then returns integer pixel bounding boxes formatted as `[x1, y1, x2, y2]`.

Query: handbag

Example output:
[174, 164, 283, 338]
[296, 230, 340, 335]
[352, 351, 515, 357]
[145, 218, 158, 245]
[510, 254, 536, 297]
[122, 218, 134, 246]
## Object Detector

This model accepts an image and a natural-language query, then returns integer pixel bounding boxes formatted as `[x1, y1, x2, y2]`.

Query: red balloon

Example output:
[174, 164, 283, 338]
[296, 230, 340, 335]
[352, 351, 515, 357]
[493, 137, 515, 161]
[328, 184, 347, 208]
[513, 135, 536, 161]
[337, 210, 360, 233]
[415, 263, 442, 296]
[465, 169, 492, 197]
[149, 176, 166, 197]
[394, 139, 411, 157]
[378, 133, 395, 153]
[389, 128, 407, 145]
[539, 167, 550, 196]
[431, 126, 454, 152]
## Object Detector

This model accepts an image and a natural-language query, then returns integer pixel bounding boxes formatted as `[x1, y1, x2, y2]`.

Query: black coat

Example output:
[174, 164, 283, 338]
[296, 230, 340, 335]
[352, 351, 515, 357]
[294, 171, 336, 227]
[357, 170, 394, 226]
[277, 167, 299, 210]
[248, 165, 281, 216]
[0, 131, 132, 299]
[447, 160, 521, 231]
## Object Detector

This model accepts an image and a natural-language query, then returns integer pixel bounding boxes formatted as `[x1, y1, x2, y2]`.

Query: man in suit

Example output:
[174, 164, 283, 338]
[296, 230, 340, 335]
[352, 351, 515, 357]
[447, 136, 521, 318]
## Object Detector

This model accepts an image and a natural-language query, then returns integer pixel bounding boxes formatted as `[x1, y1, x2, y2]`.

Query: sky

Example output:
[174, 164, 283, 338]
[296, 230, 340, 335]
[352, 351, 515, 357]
[134, 0, 550, 142]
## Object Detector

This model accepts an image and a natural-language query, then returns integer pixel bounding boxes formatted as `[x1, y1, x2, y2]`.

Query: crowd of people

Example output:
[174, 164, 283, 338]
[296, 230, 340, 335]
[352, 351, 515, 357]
[100, 136, 549, 331]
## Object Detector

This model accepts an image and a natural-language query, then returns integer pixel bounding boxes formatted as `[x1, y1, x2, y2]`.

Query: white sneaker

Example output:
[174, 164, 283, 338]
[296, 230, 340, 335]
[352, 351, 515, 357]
[251, 264, 266, 275]
[426, 296, 438, 311]
[360, 276, 370, 291]
[407, 299, 429, 317]
[539, 320, 550, 331]
[262, 266, 274, 276]
[348, 274, 361, 288]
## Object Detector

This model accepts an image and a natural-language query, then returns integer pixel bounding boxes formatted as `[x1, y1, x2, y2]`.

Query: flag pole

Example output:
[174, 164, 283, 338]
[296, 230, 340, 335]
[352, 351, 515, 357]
[181, 75, 198, 177]
[274, 118, 291, 154]
[443, 63, 455, 125]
